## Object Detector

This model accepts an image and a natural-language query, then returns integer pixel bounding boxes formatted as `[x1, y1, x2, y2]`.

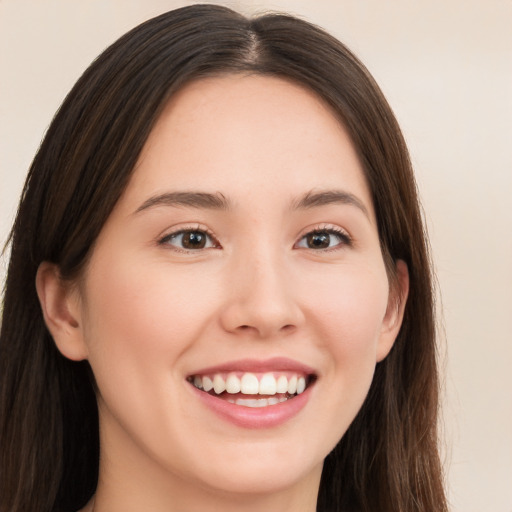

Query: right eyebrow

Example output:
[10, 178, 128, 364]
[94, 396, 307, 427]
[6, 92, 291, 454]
[133, 191, 231, 214]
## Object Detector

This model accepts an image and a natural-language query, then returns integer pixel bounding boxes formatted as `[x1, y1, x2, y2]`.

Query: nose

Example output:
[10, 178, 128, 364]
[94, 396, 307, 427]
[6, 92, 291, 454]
[219, 249, 305, 339]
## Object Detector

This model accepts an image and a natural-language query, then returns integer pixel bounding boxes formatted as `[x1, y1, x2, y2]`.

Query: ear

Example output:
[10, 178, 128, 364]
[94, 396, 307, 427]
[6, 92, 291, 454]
[376, 259, 409, 362]
[36, 262, 88, 361]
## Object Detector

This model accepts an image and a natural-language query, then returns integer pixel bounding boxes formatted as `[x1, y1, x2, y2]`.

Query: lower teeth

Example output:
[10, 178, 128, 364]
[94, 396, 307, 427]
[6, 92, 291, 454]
[227, 396, 289, 408]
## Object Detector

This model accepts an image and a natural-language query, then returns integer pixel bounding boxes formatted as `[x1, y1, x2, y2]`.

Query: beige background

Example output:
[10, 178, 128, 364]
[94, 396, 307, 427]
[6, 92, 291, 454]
[1, 1, 511, 510]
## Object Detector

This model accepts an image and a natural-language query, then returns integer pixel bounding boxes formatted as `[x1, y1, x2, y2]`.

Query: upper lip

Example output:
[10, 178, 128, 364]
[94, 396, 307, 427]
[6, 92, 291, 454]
[188, 357, 316, 377]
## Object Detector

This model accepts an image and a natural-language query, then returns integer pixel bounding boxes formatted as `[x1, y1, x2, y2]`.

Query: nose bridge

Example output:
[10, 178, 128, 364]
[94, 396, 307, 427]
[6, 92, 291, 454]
[221, 240, 304, 337]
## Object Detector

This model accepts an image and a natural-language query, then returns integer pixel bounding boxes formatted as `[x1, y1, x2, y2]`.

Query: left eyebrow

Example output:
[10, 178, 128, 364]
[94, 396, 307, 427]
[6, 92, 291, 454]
[134, 191, 231, 214]
[291, 189, 370, 219]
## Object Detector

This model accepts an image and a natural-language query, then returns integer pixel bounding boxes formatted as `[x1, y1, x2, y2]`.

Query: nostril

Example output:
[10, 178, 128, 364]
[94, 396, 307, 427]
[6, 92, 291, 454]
[236, 323, 296, 335]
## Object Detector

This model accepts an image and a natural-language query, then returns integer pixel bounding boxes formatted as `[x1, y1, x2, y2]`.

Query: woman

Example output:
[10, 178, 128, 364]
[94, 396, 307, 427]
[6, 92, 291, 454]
[0, 5, 447, 511]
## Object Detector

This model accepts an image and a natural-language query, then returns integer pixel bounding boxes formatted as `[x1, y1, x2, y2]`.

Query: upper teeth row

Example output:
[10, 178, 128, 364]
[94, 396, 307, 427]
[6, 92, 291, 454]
[192, 372, 307, 396]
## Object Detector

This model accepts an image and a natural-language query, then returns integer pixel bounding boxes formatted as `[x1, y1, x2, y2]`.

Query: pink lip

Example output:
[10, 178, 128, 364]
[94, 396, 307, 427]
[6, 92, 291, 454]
[187, 357, 316, 429]
[189, 383, 313, 429]
[189, 357, 316, 377]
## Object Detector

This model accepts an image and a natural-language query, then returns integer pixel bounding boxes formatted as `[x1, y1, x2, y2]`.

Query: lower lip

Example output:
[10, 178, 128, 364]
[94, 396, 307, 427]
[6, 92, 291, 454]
[190, 385, 313, 429]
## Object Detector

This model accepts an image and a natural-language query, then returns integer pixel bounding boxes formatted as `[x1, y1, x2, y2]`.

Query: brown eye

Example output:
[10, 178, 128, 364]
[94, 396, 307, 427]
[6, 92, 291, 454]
[182, 231, 207, 249]
[296, 229, 351, 250]
[306, 232, 330, 249]
[161, 230, 216, 250]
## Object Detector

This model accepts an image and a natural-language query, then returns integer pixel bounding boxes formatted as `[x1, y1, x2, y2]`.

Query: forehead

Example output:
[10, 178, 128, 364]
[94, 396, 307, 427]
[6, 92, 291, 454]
[122, 74, 374, 217]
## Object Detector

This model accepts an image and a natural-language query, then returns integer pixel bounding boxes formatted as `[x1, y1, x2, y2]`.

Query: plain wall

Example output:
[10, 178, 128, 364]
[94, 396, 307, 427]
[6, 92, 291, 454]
[1, 1, 511, 510]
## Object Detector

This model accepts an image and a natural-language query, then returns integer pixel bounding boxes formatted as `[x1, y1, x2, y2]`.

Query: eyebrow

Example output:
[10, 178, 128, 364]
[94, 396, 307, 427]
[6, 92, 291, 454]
[134, 188, 369, 218]
[292, 189, 370, 218]
[134, 191, 230, 214]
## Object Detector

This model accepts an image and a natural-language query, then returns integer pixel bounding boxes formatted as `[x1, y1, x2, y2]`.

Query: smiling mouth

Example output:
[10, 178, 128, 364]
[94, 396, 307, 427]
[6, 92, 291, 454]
[187, 371, 316, 408]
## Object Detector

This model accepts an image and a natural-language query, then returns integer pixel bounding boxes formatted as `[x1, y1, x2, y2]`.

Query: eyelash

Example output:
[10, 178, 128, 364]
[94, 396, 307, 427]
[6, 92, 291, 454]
[158, 225, 352, 253]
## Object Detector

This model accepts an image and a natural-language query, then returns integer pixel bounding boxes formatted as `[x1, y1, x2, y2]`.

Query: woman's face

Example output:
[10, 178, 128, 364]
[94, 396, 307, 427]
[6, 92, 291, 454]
[65, 76, 406, 500]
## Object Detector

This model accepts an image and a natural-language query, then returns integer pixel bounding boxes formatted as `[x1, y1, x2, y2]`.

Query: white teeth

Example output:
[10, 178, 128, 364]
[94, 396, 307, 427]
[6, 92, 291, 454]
[213, 374, 226, 394]
[240, 373, 259, 394]
[237, 398, 267, 407]
[259, 373, 277, 395]
[234, 396, 288, 408]
[202, 376, 213, 392]
[276, 375, 288, 393]
[225, 373, 241, 394]
[191, 371, 311, 397]
[296, 376, 306, 394]
[288, 375, 297, 394]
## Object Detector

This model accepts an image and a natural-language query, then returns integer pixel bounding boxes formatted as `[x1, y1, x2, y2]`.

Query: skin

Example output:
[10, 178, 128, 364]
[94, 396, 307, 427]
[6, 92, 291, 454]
[37, 75, 408, 512]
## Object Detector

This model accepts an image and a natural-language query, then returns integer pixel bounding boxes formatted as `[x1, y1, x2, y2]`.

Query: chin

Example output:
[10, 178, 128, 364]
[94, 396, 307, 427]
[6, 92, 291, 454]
[175, 436, 326, 497]
[194, 457, 323, 497]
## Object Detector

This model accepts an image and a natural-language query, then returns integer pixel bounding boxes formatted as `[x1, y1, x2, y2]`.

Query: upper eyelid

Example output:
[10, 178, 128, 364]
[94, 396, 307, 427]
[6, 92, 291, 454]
[158, 223, 214, 238]
[297, 223, 351, 239]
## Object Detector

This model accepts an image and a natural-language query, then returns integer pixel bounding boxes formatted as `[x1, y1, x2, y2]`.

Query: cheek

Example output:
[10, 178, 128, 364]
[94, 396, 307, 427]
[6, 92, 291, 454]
[78, 256, 221, 451]
[82, 256, 216, 361]
[304, 261, 389, 350]
[302, 263, 389, 423]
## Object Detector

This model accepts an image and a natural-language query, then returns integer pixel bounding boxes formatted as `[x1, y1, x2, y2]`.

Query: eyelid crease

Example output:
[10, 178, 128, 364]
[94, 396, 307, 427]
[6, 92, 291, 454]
[297, 223, 352, 240]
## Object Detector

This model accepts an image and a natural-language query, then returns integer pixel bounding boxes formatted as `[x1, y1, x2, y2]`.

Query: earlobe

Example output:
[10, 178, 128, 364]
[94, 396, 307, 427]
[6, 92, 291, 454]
[36, 262, 88, 361]
[376, 259, 409, 362]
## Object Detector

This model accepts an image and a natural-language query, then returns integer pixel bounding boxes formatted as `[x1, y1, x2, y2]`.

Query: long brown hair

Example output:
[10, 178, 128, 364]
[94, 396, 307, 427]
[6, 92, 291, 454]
[0, 5, 446, 511]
